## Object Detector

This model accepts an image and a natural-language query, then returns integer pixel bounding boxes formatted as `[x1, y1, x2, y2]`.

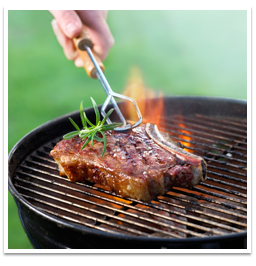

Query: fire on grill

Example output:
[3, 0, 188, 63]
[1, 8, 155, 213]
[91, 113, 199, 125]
[8, 72, 247, 248]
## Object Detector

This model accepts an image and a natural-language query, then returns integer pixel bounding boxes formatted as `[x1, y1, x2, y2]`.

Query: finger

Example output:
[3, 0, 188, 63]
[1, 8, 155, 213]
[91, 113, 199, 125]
[51, 19, 66, 48]
[51, 19, 78, 61]
[50, 10, 82, 38]
[90, 21, 114, 61]
[76, 10, 114, 61]
[101, 10, 108, 20]
[63, 38, 78, 61]
[74, 56, 84, 67]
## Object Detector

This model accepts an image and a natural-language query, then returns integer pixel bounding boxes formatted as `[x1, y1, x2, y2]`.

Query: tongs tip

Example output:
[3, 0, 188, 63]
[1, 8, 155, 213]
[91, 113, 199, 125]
[101, 94, 142, 133]
[113, 117, 143, 132]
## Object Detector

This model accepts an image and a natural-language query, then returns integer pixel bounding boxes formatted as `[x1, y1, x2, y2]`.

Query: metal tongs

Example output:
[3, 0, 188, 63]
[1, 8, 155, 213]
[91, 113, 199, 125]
[73, 26, 142, 132]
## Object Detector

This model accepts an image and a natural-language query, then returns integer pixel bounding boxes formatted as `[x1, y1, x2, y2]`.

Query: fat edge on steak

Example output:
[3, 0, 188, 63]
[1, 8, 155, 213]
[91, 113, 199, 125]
[50, 123, 207, 202]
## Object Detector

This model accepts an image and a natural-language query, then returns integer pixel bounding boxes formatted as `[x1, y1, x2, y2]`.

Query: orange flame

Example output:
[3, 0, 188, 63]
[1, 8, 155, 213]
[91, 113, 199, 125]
[122, 67, 164, 128]
[121, 67, 193, 152]
[177, 123, 193, 152]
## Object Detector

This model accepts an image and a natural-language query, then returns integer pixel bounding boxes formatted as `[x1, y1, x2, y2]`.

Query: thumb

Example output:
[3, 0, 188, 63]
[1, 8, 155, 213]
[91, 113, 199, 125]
[49, 10, 82, 38]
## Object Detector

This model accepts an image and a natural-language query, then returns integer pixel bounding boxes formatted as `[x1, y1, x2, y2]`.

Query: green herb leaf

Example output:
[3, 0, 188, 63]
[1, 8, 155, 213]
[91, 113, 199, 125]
[94, 135, 105, 142]
[90, 130, 98, 148]
[85, 113, 95, 127]
[63, 131, 79, 139]
[80, 101, 87, 129]
[80, 131, 92, 141]
[101, 108, 114, 126]
[91, 97, 100, 124]
[100, 123, 123, 131]
[68, 117, 80, 132]
[99, 131, 107, 156]
[81, 136, 92, 150]
[63, 98, 123, 156]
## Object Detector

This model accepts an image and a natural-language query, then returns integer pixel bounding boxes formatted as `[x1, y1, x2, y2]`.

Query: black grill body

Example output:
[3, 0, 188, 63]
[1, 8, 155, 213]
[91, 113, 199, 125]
[8, 97, 247, 249]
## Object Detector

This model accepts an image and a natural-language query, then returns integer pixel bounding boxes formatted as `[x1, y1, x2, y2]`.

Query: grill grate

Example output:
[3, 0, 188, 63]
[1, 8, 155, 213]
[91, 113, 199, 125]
[13, 113, 247, 239]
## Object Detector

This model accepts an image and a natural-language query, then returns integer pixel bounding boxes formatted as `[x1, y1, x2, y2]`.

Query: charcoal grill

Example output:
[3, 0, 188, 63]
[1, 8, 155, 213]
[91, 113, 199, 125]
[8, 96, 247, 249]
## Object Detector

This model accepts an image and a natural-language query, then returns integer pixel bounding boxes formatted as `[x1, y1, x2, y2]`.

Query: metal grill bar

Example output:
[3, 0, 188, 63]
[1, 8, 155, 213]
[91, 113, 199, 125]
[206, 166, 246, 178]
[158, 133, 247, 171]
[198, 182, 246, 199]
[16, 166, 225, 237]
[15, 174, 199, 238]
[12, 110, 247, 240]
[171, 187, 246, 212]
[20, 191, 154, 237]
[178, 116, 247, 136]
[156, 132, 247, 167]
[170, 133, 246, 159]
[30, 151, 246, 203]
[31, 155, 247, 198]
[181, 142, 246, 164]
[195, 114, 247, 129]
[160, 118, 247, 146]
[200, 157, 246, 170]
[41, 208, 130, 236]
[205, 176, 246, 191]
[80, 179, 246, 230]
[156, 198, 246, 227]
[192, 186, 246, 205]
[167, 116, 247, 141]
[21, 160, 246, 207]
[158, 125, 247, 158]
[34, 155, 244, 212]
[129, 197, 246, 231]
[169, 130, 247, 158]
[18, 184, 182, 238]
[42, 141, 245, 173]
[15, 152, 246, 233]
[164, 195, 246, 220]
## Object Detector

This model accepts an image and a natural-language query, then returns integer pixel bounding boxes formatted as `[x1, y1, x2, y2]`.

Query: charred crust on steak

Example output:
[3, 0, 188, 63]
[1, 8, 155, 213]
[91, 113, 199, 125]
[50, 124, 207, 201]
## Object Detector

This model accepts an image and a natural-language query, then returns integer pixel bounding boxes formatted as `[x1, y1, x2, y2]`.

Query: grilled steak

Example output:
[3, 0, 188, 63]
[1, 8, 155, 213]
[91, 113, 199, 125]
[50, 124, 207, 201]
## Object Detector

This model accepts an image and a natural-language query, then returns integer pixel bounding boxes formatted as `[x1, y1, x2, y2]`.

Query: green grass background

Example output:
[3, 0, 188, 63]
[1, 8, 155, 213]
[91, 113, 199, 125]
[8, 10, 247, 249]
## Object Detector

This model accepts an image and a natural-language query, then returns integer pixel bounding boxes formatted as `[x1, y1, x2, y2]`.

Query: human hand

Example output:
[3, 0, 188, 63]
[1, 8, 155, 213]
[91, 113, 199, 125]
[49, 10, 114, 67]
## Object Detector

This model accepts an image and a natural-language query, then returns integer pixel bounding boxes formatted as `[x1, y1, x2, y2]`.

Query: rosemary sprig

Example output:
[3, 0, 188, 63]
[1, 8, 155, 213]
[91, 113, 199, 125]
[63, 97, 122, 156]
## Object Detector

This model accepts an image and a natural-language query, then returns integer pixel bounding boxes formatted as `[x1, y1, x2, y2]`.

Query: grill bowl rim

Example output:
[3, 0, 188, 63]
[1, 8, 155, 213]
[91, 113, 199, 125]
[8, 96, 247, 248]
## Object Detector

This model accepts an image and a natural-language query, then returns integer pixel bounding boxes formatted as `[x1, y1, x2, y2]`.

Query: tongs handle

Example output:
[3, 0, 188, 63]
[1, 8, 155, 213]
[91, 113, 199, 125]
[73, 26, 105, 79]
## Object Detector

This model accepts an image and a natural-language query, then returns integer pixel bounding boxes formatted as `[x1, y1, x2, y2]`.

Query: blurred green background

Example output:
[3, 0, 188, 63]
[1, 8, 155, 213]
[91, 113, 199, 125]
[8, 10, 247, 249]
